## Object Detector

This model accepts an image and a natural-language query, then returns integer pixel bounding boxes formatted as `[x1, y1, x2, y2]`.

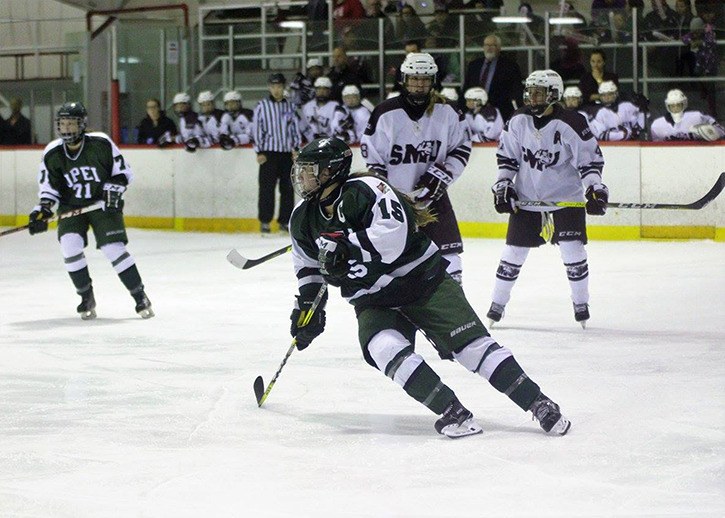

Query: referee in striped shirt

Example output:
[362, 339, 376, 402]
[253, 73, 301, 234]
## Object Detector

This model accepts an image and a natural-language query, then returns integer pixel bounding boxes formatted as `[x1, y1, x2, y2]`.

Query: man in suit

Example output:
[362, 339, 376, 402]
[463, 34, 523, 121]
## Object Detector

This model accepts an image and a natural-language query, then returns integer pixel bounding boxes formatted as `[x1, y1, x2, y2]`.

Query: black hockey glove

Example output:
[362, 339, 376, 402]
[28, 200, 54, 235]
[318, 231, 351, 284]
[184, 137, 200, 153]
[290, 294, 326, 350]
[492, 179, 518, 214]
[219, 133, 235, 150]
[585, 183, 609, 216]
[414, 163, 453, 206]
[103, 182, 127, 212]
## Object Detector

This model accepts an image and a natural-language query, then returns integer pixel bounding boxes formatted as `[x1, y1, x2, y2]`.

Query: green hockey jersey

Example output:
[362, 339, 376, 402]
[290, 175, 445, 308]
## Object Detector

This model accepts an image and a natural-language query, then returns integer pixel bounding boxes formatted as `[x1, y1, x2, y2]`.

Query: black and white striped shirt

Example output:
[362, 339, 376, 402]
[252, 96, 301, 153]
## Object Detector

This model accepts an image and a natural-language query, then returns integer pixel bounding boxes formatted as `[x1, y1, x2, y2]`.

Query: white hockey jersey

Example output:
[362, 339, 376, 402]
[332, 104, 372, 144]
[198, 109, 225, 143]
[300, 99, 341, 143]
[176, 110, 211, 148]
[465, 105, 503, 143]
[589, 101, 645, 141]
[650, 111, 725, 141]
[220, 109, 254, 145]
[496, 104, 605, 212]
[361, 96, 471, 193]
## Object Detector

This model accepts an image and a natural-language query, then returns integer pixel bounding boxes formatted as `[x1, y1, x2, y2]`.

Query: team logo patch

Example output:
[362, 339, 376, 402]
[521, 146, 561, 171]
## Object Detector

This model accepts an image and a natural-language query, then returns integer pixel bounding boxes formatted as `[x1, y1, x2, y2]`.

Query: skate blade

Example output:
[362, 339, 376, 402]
[487, 319, 496, 328]
[137, 308, 155, 319]
[579, 320, 587, 329]
[441, 418, 483, 439]
[549, 416, 572, 436]
[80, 309, 97, 320]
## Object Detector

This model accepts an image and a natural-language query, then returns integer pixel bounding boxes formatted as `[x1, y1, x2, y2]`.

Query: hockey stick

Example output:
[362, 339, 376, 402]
[226, 244, 292, 270]
[0, 202, 104, 238]
[515, 173, 724, 210]
[254, 283, 328, 407]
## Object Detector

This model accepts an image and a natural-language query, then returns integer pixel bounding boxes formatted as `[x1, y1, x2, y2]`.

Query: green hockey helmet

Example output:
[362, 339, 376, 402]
[56, 101, 88, 144]
[292, 137, 353, 200]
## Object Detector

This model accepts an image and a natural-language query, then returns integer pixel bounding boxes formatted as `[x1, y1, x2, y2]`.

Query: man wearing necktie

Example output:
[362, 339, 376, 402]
[463, 34, 524, 121]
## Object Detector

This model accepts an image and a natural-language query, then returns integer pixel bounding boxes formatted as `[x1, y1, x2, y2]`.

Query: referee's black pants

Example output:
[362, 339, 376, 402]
[258, 151, 294, 225]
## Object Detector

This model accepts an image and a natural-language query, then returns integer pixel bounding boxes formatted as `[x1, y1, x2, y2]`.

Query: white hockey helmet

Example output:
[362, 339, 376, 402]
[664, 88, 687, 114]
[440, 87, 459, 102]
[598, 80, 618, 105]
[563, 86, 582, 99]
[223, 90, 242, 103]
[314, 76, 333, 89]
[400, 53, 438, 105]
[341, 84, 360, 97]
[197, 90, 215, 104]
[173, 92, 191, 105]
[523, 69, 563, 116]
[306, 58, 322, 70]
[464, 87, 488, 106]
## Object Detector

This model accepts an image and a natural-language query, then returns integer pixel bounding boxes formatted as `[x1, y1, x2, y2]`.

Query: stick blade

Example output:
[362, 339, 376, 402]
[227, 249, 250, 269]
[253, 376, 265, 406]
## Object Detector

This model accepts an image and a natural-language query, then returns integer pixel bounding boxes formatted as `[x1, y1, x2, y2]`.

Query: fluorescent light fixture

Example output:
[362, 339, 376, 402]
[492, 16, 532, 24]
[549, 17, 584, 25]
[118, 56, 140, 64]
[279, 20, 304, 29]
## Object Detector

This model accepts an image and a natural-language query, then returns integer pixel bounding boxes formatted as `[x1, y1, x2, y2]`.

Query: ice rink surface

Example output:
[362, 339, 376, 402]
[1, 228, 723, 518]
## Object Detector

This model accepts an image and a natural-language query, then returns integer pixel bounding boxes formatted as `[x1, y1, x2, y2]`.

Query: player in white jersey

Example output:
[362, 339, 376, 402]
[172, 92, 211, 152]
[562, 86, 596, 123]
[331, 85, 372, 144]
[589, 81, 645, 141]
[219, 90, 254, 149]
[650, 89, 725, 142]
[197, 90, 225, 144]
[488, 70, 608, 327]
[463, 87, 503, 143]
[361, 53, 472, 284]
[299, 77, 341, 144]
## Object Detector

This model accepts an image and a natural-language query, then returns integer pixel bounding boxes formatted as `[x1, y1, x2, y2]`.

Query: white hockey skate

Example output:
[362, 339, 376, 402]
[435, 398, 483, 439]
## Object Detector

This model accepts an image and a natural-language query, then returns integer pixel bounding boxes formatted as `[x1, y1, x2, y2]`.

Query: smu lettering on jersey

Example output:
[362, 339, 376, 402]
[199, 108, 226, 143]
[360, 96, 471, 193]
[650, 111, 725, 141]
[176, 111, 211, 147]
[221, 109, 254, 145]
[589, 101, 645, 141]
[332, 104, 372, 144]
[496, 104, 604, 212]
[38, 132, 133, 208]
[290, 175, 445, 308]
[465, 105, 503, 143]
[300, 99, 341, 143]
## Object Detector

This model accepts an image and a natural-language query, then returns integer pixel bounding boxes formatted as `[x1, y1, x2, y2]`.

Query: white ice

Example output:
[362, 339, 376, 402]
[1, 229, 723, 518]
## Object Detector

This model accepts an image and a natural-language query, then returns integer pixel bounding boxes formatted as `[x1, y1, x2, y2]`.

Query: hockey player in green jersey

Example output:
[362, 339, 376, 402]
[28, 102, 153, 320]
[288, 137, 570, 438]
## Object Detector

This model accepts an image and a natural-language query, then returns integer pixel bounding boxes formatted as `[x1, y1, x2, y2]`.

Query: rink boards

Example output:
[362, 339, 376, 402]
[1, 141, 723, 240]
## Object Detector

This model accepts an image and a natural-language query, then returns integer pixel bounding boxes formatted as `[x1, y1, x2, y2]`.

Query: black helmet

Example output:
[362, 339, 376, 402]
[268, 72, 286, 84]
[291, 137, 353, 200]
[56, 102, 88, 144]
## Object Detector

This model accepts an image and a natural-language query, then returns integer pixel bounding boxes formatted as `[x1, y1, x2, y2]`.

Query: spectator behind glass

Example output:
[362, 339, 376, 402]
[136, 98, 178, 146]
[683, 16, 719, 117]
[578, 49, 619, 104]
[591, 0, 626, 28]
[424, 35, 460, 84]
[550, 37, 587, 82]
[327, 46, 373, 102]
[333, 0, 366, 40]
[642, 0, 677, 39]
[394, 4, 427, 47]
[3, 97, 32, 144]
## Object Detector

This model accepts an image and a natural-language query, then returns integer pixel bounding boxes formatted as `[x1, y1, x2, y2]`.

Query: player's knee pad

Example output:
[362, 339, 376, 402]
[367, 329, 422, 387]
[559, 240, 588, 281]
[100, 242, 135, 273]
[453, 336, 513, 381]
[60, 233, 87, 272]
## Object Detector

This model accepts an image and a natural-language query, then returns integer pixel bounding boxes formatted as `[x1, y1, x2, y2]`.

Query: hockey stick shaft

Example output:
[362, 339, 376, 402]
[0, 202, 104, 238]
[255, 283, 328, 407]
[516, 172, 723, 210]
[227, 245, 292, 270]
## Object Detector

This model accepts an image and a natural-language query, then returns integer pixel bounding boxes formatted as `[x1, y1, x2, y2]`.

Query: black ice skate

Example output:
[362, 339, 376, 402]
[132, 290, 154, 319]
[486, 302, 505, 327]
[77, 288, 96, 320]
[260, 222, 272, 236]
[434, 398, 482, 439]
[573, 303, 590, 328]
[529, 393, 571, 435]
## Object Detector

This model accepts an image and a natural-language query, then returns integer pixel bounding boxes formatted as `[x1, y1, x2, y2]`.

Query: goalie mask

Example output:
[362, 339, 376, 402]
[400, 52, 438, 106]
[665, 89, 687, 123]
[292, 137, 353, 201]
[523, 70, 563, 117]
[56, 102, 88, 145]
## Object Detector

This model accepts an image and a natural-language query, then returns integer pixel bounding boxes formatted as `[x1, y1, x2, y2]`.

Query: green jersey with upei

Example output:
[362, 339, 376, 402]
[290, 175, 445, 308]
[38, 132, 133, 208]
